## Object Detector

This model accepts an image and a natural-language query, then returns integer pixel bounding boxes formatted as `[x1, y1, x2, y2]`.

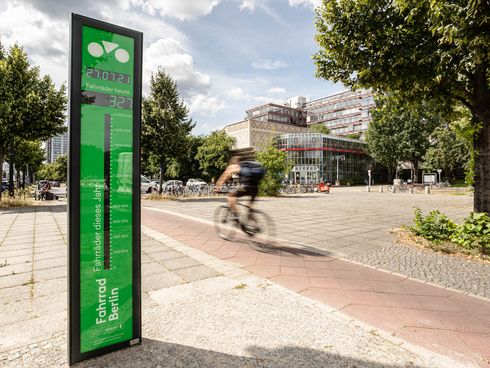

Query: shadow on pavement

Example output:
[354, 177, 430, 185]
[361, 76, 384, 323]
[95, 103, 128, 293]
[76, 339, 427, 368]
[255, 242, 338, 258]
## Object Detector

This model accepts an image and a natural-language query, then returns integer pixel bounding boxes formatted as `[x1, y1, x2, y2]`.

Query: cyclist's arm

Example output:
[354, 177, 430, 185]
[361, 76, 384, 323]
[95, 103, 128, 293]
[216, 164, 240, 187]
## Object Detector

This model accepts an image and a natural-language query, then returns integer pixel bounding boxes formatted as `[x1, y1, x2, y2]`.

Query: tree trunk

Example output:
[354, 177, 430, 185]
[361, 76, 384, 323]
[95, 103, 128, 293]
[8, 141, 14, 197]
[413, 160, 419, 184]
[474, 115, 490, 214]
[0, 147, 3, 201]
[158, 163, 164, 195]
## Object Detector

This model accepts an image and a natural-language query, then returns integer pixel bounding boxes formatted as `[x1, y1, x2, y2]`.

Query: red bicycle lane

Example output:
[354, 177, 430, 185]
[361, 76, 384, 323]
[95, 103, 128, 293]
[142, 206, 490, 367]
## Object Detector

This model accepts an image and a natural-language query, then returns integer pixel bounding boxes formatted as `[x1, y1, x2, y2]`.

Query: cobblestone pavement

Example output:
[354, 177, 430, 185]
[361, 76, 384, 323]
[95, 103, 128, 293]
[347, 243, 490, 299]
[0, 205, 468, 368]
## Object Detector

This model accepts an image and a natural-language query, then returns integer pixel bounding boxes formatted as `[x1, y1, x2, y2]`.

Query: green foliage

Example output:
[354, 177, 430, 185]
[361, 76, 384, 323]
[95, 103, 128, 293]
[366, 96, 445, 180]
[179, 135, 205, 181]
[308, 124, 330, 135]
[313, 0, 490, 212]
[13, 140, 45, 175]
[451, 106, 480, 186]
[422, 125, 469, 178]
[36, 154, 67, 182]
[411, 208, 456, 243]
[411, 209, 490, 255]
[256, 140, 292, 196]
[344, 133, 361, 140]
[451, 213, 490, 255]
[0, 43, 66, 198]
[196, 130, 235, 181]
[141, 69, 194, 192]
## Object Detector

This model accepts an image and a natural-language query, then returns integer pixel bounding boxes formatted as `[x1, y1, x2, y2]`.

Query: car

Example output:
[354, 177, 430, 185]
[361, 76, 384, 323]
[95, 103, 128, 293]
[162, 180, 184, 194]
[141, 175, 158, 193]
[186, 178, 207, 188]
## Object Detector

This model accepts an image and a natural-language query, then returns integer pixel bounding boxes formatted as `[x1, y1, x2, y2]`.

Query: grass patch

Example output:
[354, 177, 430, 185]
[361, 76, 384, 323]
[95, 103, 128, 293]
[234, 283, 247, 290]
[0, 259, 8, 268]
[0, 197, 34, 208]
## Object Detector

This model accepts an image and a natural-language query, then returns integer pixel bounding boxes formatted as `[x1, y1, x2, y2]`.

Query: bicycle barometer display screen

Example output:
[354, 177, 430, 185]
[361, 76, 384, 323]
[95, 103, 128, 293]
[79, 25, 133, 353]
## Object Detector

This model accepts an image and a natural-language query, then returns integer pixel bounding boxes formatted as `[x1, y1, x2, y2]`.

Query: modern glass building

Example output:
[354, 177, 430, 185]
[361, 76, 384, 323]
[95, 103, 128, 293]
[277, 133, 371, 184]
[306, 89, 375, 136]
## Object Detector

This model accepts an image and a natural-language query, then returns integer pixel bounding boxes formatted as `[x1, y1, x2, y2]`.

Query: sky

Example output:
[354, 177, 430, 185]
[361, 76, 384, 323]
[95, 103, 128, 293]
[0, 0, 341, 134]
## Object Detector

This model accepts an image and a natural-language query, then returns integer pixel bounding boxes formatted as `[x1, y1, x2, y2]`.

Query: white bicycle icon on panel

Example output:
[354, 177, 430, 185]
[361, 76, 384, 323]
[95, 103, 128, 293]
[87, 40, 129, 63]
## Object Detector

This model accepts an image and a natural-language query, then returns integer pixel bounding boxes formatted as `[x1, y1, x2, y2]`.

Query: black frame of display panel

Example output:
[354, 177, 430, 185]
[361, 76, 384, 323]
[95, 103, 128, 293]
[68, 13, 142, 365]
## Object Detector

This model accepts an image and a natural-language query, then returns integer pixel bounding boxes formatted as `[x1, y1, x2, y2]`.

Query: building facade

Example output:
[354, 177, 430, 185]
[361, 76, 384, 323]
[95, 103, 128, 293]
[306, 89, 375, 136]
[277, 133, 371, 184]
[224, 119, 307, 152]
[245, 103, 307, 127]
[45, 132, 69, 163]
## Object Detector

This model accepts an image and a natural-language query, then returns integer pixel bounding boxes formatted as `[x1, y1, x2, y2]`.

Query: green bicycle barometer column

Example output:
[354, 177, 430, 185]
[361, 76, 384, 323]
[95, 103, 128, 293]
[68, 14, 142, 365]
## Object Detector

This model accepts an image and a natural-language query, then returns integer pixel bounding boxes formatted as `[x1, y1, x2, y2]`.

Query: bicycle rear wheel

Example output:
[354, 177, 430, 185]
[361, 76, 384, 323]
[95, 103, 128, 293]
[214, 205, 238, 241]
[245, 209, 275, 248]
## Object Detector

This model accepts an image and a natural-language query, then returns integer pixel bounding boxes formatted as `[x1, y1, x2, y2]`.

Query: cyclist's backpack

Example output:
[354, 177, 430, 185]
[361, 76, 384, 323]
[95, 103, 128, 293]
[240, 161, 266, 185]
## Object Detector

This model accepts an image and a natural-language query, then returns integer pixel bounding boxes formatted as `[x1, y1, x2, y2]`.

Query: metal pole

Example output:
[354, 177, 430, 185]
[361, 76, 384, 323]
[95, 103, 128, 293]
[336, 157, 339, 185]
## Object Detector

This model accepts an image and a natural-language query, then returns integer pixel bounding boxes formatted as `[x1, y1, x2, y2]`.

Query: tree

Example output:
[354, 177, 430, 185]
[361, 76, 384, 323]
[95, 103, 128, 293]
[13, 140, 45, 186]
[53, 154, 67, 183]
[308, 124, 330, 134]
[141, 69, 194, 194]
[179, 135, 205, 182]
[256, 140, 292, 196]
[314, 0, 490, 212]
[451, 107, 479, 185]
[345, 133, 361, 140]
[422, 126, 469, 180]
[0, 44, 66, 198]
[196, 130, 235, 182]
[365, 96, 444, 182]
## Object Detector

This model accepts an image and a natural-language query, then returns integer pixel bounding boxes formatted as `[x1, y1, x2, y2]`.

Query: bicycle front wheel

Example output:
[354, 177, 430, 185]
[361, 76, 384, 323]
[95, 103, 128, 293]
[214, 205, 238, 241]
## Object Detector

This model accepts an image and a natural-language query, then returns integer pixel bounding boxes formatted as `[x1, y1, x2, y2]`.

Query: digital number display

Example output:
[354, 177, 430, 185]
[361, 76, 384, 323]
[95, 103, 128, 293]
[86, 67, 130, 84]
[81, 90, 133, 109]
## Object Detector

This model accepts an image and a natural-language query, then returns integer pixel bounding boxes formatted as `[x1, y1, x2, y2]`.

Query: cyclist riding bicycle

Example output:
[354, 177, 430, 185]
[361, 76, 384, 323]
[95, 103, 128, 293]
[215, 156, 265, 218]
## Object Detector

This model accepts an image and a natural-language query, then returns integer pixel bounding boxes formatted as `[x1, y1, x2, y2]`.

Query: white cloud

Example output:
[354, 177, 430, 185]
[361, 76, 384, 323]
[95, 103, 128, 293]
[0, 2, 68, 86]
[267, 87, 287, 95]
[240, 0, 256, 11]
[144, 38, 211, 95]
[288, 0, 322, 9]
[139, 0, 221, 20]
[188, 94, 225, 115]
[251, 59, 288, 70]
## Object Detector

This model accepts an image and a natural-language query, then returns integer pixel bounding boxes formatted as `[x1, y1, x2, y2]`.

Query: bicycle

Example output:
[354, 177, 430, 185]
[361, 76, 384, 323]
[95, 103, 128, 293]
[213, 201, 274, 248]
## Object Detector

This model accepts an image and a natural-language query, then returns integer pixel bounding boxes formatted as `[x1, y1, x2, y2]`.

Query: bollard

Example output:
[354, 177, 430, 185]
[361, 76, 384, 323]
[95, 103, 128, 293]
[410, 187, 415, 194]
[379, 186, 384, 193]
[425, 186, 430, 195]
[392, 186, 397, 193]
[366, 186, 371, 192]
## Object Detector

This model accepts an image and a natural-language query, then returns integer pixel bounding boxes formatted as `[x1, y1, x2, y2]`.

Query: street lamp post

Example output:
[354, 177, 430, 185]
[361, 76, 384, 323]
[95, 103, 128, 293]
[333, 155, 345, 185]
[437, 169, 442, 183]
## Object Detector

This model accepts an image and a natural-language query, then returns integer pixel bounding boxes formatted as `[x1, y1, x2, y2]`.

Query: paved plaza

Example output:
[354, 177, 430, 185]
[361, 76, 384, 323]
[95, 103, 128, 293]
[143, 189, 489, 298]
[0, 190, 489, 367]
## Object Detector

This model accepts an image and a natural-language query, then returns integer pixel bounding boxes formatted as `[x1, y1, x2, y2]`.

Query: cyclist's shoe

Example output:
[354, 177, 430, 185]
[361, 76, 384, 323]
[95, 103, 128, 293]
[242, 223, 259, 236]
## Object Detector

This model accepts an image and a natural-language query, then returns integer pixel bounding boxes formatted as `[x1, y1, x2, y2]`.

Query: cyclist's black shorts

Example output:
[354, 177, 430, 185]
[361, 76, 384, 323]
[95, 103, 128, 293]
[230, 185, 258, 203]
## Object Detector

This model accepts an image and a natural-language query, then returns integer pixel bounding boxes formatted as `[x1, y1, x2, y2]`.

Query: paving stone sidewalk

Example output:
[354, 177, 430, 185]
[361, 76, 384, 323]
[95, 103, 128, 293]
[0, 205, 470, 368]
[142, 207, 490, 367]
